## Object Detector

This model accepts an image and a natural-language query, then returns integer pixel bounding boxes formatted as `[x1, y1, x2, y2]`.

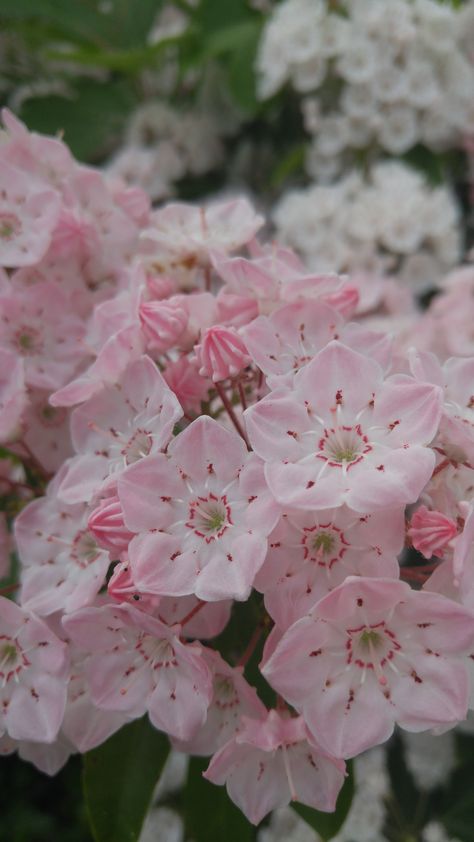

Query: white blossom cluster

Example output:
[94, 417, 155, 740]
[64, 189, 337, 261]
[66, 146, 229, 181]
[273, 161, 461, 289]
[257, 0, 474, 178]
[106, 101, 225, 201]
[401, 731, 457, 791]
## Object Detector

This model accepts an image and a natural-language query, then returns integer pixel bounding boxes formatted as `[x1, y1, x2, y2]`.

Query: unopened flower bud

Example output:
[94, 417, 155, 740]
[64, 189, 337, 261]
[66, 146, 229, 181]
[408, 505, 457, 559]
[195, 326, 250, 382]
[88, 495, 134, 555]
[139, 299, 188, 353]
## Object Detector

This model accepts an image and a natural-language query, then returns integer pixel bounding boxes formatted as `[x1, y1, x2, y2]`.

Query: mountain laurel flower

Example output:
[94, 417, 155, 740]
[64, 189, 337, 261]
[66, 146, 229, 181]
[118, 416, 281, 602]
[262, 577, 474, 759]
[63, 602, 213, 742]
[204, 710, 346, 825]
[245, 341, 442, 512]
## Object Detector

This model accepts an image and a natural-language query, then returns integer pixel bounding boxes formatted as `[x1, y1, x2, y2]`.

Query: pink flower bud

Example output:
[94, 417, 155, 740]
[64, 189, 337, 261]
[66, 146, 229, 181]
[408, 505, 457, 559]
[146, 274, 176, 300]
[139, 300, 188, 353]
[195, 325, 250, 382]
[88, 495, 134, 555]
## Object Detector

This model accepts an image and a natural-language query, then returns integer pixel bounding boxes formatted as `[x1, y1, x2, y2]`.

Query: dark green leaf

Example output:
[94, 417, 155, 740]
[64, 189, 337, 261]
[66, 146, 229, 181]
[226, 21, 262, 115]
[193, 0, 255, 34]
[184, 756, 256, 842]
[83, 717, 170, 842]
[293, 760, 354, 841]
[19, 78, 135, 161]
[0, 0, 164, 49]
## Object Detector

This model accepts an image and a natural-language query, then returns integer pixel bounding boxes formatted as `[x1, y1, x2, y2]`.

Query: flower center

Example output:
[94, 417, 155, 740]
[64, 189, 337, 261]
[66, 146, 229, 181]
[71, 530, 100, 568]
[186, 494, 232, 542]
[14, 325, 43, 356]
[39, 403, 67, 428]
[301, 523, 348, 567]
[0, 636, 29, 684]
[0, 212, 21, 241]
[318, 424, 371, 468]
[346, 622, 401, 686]
[136, 635, 176, 668]
[122, 430, 153, 465]
[214, 675, 239, 708]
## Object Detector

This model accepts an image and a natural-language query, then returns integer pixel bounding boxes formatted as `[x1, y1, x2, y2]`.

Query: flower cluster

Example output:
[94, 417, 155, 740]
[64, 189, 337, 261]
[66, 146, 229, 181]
[2, 112, 474, 828]
[273, 161, 461, 288]
[258, 0, 474, 175]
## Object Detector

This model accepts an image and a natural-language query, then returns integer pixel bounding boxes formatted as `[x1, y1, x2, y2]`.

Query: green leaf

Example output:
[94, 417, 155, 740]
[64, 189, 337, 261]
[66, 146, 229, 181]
[83, 717, 170, 842]
[226, 21, 262, 115]
[184, 756, 256, 842]
[0, 0, 164, 49]
[19, 78, 135, 161]
[193, 0, 255, 34]
[292, 760, 354, 841]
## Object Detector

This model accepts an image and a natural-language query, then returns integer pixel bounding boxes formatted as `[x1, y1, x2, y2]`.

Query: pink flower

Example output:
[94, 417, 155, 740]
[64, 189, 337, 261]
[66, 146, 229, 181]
[241, 300, 392, 388]
[15, 470, 111, 616]
[195, 326, 251, 382]
[142, 198, 264, 265]
[413, 350, 474, 466]
[162, 354, 210, 415]
[63, 602, 213, 741]
[158, 596, 232, 640]
[204, 710, 345, 825]
[0, 597, 69, 742]
[245, 341, 442, 512]
[173, 649, 266, 756]
[118, 416, 280, 601]
[57, 355, 182, 504]
[409, 505, 457, 560]
[262, 577, 474, 758]
[255, 506, 403, 630]
[50, 324, 145, 408]
[0, 160, 60, 267]
[215, 245, 358, 324]
[0, 282, 85, 391]
[62, 651, 130, 753]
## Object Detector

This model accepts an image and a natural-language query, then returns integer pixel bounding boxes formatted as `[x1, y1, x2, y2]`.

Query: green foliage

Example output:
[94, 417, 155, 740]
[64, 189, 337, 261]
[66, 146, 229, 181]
[293, 760, 354, 841]
[19, 79, 135, 162]
[83, 717, 170, 842]
[0, 754, 92, 842]
[439, 734, 474, 842]
[184, 756, 256, 841]
[0, 0, 164, 49]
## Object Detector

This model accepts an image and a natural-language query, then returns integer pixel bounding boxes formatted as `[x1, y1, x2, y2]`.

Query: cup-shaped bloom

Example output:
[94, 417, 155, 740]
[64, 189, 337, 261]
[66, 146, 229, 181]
[245, 341, 442, 512]
[58, 355, 182, 504]
[118, 416, 281, 602]
[262, 577, 474, 758]
[204, 710, 345, 825]
[63, 602, 212, 742]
